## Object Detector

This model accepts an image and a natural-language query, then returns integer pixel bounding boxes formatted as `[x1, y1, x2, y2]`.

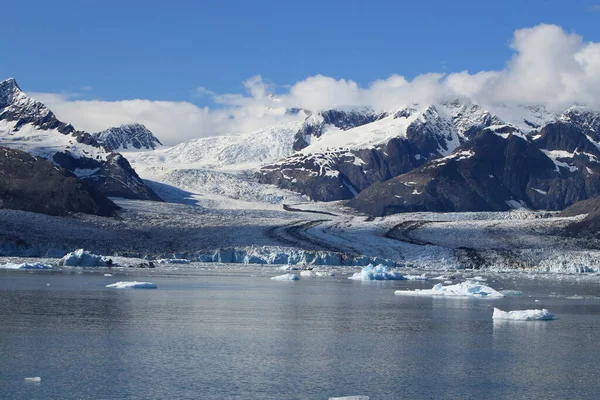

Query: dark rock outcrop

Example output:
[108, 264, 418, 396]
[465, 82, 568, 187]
[0, 147, 118, 216]
[82, 153, 162, 200]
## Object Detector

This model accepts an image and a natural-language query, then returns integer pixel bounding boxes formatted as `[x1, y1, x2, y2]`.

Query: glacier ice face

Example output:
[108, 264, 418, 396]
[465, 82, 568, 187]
[271, 273, 300, 281]
[394, 280, 504, 298]
[106, 281, 158, 289]
[492, 307, 555, 321]
[348, 264, 406, 281]
[58, 249, 110, 267]
[0, 262, 52, 269]
[156, 258, 190, 264]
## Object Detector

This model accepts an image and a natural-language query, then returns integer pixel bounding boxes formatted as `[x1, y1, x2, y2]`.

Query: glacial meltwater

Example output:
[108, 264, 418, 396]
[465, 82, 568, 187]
[1, 266, 599, 399]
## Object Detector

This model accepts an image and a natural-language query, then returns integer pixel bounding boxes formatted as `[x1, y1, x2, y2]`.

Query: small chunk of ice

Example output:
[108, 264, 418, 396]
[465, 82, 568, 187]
[271, 273, 299, 281]
[24, 377, 41, 383]
[106, 281, 157, 289]
[492, 308, 555, 321]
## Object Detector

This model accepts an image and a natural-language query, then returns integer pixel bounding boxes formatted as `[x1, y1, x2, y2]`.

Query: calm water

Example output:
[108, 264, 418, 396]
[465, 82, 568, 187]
[1, 267, 599, 400]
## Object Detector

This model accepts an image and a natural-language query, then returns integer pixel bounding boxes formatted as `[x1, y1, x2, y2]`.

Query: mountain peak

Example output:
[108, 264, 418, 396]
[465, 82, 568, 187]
[92, 123, 163, 151]
[0, 78, 24, 108]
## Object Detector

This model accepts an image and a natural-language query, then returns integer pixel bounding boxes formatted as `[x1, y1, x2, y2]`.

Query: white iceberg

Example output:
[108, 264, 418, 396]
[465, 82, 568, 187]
[492, 307, 555, 321]
[106, 281, 157, 289]
[300, 270, 316, 277]
[348, 264, 406, 281]
[271, 273, 299, 281]
[394, 280, 504, 298]
[0, 262, 52, 269]
[24, 377, 41, 383]
[58, 249, 110, 267]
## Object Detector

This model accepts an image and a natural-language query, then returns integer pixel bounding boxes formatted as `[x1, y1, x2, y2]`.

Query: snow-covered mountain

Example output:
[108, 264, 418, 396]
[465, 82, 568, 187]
[0, 78, 160, 201]
[258, 101, 600, 211]
[92, 123, 163, 151]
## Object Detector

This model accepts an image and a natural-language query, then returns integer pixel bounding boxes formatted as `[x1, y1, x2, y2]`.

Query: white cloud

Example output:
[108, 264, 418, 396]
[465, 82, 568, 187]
[23, 24, 600, 146]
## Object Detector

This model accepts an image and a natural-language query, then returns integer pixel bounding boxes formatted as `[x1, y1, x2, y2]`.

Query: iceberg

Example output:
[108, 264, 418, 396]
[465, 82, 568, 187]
[0, 262, 52, 269]
[394, 280, 504, 298]
[349, 264, 406, 281]
[58, 249, 110, 267]
[492, 307, 555, 321]
[300, 270, 316, 277]
[271, 273, 300, 281]
[106, 281, 158, 289]
[24, 377, 41, 383]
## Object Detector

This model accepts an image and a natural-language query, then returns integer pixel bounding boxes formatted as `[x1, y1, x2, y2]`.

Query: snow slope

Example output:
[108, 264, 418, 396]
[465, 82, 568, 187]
[127, 120, 304, 171]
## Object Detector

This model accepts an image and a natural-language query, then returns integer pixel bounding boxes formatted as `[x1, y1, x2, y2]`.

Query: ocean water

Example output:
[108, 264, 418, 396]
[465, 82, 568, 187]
[1, 267, 599, 399]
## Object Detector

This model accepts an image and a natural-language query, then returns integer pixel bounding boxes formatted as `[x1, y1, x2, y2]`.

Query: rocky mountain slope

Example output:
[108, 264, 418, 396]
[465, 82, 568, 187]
[93, 123, 163, 151]
[0, 78, 160, 201]
[0, 147, 118, 216]
[349, 124, 600, 215]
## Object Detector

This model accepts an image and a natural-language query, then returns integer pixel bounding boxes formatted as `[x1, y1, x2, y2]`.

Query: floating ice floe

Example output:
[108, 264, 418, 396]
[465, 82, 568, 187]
[0, 262, 52, 269]
[24, 377, 41, 383]
[106, 281, 158, 289]
[500, 290, 524, 297]
[405, 274, 428, 281]
[394, 280, 504, 298]
[492, 308, 555, 321]
[315, 271, 335, 277]
[300, 270, 316, 277]
[348, 264, 406, 281]
[271, 273, 300, 281]
[329, 396, 370, 400]
[58, 249, 110, 267]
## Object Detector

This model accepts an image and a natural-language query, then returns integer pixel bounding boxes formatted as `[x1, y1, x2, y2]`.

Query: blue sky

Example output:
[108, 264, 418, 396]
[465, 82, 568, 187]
[2, 0, 600, 105]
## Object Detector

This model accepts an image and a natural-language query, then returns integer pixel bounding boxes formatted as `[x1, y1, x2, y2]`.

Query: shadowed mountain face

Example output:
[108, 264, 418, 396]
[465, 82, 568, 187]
[560, 196, 600, 238]
[0, 78, 161, 202]
[0, 147, 118, 216]
[349, 126, 600, 216]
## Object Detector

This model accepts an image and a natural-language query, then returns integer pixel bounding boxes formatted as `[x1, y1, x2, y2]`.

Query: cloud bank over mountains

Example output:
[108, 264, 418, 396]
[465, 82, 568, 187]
[29, 24, 600, 146]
